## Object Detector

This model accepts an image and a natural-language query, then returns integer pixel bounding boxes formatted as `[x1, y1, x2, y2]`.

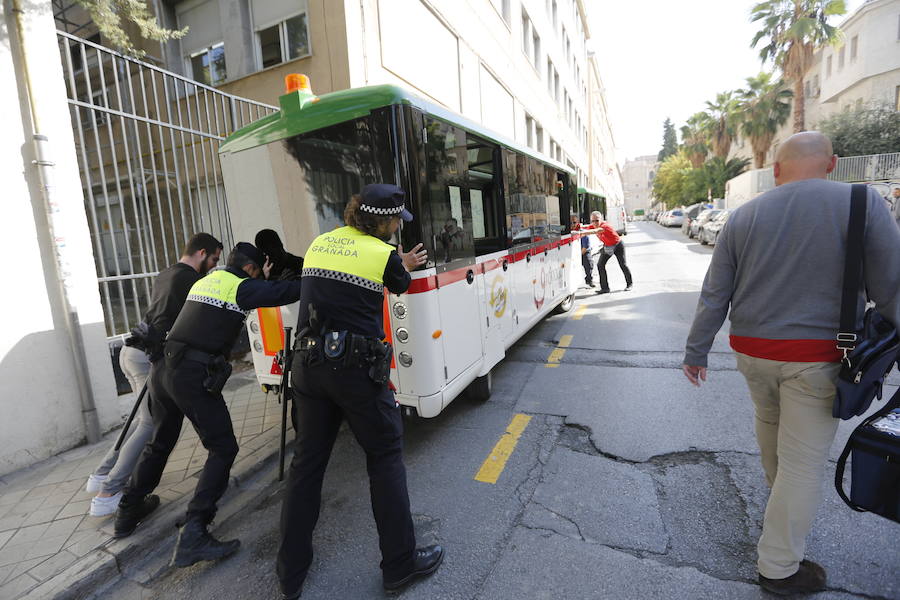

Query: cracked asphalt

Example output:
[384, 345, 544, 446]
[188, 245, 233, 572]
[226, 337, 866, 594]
[93, 223, 898, 600]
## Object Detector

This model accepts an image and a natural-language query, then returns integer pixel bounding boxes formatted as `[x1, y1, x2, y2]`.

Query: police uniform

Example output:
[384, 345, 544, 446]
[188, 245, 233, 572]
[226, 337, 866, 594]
[116, 243, 301, 565]
[277, 185, 442, 598]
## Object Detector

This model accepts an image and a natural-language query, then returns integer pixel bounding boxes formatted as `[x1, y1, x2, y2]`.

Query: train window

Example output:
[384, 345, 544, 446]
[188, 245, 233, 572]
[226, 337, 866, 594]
[503, 150, 564, 246]
[282, 110, 395, 233]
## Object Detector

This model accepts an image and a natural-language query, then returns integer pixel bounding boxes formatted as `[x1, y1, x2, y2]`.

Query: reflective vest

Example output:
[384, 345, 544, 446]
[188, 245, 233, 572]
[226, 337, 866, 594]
[302, 226, 393, 293]
[167, 268, 250, 355]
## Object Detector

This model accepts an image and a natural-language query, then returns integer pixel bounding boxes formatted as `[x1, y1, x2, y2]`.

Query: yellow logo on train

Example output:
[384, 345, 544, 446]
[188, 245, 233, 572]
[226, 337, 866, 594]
[489, 275, 508, 318]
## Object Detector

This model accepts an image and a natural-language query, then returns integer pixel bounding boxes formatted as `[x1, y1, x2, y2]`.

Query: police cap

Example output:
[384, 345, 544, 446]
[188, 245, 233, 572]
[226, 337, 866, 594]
[359, 183, 413, 222]
[233, 242, 265, 268]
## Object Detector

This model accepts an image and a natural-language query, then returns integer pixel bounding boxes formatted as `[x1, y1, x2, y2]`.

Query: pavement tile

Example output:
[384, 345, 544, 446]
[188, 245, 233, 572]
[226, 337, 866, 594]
[162, 459, 190, 475]
[157, 472, 185, 488]
[64, 530, 108, 557]
[0, 530, 14, 551]
[24, 534, 70, 560]
[7, 498, 44, 517]
[0, 564, 14, 585]
[6, 557, 46, 583]
[170, 477, 200, 496]
[43, 516, 82, 540]
[26, 549, 79, 582]
[8, 524, 50, 546]
[40, 492, 76, 509]
[55, 479, 86, 494]
[21, 507, 61, 527]
[25, 484, 58, 500]
[56, 500, 91, 520]
[0, 572, 38, 598]
[0, 543, 35, 568]
[0, 490, 29, 507]
[0, 516, 25, 533]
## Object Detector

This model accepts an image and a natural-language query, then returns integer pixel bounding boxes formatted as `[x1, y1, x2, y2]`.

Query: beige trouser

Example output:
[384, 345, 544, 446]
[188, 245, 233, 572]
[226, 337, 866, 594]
[734, 352, 841, 579]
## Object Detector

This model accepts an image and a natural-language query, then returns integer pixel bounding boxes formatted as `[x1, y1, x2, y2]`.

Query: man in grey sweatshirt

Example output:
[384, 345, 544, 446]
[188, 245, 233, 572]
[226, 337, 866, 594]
[682, 132, 900, 596]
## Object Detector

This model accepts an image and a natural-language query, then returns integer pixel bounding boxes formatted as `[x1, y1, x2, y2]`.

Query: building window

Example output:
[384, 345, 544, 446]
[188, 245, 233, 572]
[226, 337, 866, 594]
[554, 70, 560, 104]
[838, 47, 845, 69]
[895, 85, 900, 111]
[804, 80, 810, 98]
[257, 12, 311, 69]
[826, 55, 832, 77]
[535, 124, 543, 153]
[850, 35, 858, 61]
[552, 0, 558, 30]
[532, 28, 541, 67]
[813, 74, 820, 95]
[546, 59, 554, 94]
[490, 0, 511, 25]
[525, 114, 534, 148]
[189, 43, 226, 85]
[522, 10, 530, 55]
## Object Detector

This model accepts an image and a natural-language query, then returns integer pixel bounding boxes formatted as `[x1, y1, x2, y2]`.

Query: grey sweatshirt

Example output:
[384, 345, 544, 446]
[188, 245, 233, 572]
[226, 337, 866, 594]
[684, 178, 900, 367]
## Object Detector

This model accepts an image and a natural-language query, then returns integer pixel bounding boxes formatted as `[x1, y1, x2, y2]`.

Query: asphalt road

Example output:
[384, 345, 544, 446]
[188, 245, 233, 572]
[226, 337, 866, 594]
[94, 222, 898, 600]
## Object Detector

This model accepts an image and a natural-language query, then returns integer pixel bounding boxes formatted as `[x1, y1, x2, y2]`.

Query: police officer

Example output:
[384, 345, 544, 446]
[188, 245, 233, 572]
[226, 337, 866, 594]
[114, 242, 302, 569]
[277, 184, 440, 599]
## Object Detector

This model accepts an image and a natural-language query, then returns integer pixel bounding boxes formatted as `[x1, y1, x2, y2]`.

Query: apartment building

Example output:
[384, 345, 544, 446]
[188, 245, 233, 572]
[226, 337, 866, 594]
[138, 0, 617, 187]
[622, 155, 657, 216]
[732, 0, 900, 166]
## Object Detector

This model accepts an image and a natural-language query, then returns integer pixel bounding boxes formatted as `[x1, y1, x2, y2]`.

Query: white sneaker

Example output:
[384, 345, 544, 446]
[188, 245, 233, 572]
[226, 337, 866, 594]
[89, 492, 122, 517]
[86, 474, 107, 493]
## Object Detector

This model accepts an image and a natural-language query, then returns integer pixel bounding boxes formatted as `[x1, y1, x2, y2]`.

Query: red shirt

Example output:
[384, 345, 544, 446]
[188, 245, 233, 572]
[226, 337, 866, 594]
[729, 336, 842, 363]
[595, 222, 620, 246]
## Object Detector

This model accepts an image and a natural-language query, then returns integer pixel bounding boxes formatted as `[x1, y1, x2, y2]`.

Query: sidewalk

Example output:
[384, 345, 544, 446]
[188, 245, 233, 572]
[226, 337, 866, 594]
[0, 371, 282, 599]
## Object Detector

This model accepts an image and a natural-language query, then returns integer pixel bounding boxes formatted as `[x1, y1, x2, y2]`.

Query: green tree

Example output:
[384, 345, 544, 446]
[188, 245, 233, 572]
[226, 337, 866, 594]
[74, 0, 187, 58]
[818, 104, 900, 157]
[702, 157, 751, 199]
[738, 72, 793, 168]
[751, 0, 846, 132]
[703, 91, 741, 159]
[652, 153, 692, 209]
[658, 118, 678, 162]
[680, 112, 711, 168]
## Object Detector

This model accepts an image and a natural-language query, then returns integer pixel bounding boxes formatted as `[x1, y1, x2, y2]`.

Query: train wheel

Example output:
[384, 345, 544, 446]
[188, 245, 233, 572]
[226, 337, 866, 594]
[553, 293, 575, 314]
[467, 371, 492, 402]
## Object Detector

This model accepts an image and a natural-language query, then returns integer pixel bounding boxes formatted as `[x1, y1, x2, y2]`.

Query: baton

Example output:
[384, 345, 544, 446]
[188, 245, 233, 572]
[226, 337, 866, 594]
[278, 327, 293, 482]
[114, 381, 148, 452]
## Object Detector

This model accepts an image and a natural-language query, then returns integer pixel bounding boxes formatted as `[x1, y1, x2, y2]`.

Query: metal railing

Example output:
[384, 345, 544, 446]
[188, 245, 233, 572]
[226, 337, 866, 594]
[56, 31, 278, 340]
[828, 152, 900, 183]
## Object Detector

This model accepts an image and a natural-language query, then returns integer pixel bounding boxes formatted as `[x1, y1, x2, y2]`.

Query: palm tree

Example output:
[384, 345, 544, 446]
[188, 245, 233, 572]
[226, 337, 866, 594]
[703, 91, 741, 159]
[751, 0, 846, 132]
[680, 112, 711, 168]
[738, 72, 793, 168]
[703, 157, 752, 199]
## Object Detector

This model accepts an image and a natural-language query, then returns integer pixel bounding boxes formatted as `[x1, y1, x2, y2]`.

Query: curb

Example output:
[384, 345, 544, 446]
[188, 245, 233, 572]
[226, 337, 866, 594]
[24, 428, 284, 600]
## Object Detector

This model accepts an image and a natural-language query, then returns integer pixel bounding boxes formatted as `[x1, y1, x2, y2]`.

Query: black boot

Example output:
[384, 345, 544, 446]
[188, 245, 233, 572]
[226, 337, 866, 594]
[383, 545, 444, 592]
[113, 494, 160, 538]
[170, 518, 240, 568]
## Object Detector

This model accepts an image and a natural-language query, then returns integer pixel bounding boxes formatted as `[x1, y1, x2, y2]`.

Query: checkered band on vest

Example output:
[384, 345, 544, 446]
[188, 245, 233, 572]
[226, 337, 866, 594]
[359, 203, 405, 216]
[302, 267, 384, 293]
[187, 293, 249, 315]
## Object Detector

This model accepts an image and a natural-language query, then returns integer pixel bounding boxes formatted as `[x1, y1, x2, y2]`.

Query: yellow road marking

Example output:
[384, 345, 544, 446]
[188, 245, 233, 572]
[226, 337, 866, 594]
[572, 304, 587, 320]
[475, 414, 532, 484]
[545, 334, 573, 367]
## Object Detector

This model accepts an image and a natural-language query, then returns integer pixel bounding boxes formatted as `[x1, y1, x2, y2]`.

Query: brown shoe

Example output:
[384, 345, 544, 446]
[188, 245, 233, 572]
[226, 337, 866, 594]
[758, 560, 826, 596]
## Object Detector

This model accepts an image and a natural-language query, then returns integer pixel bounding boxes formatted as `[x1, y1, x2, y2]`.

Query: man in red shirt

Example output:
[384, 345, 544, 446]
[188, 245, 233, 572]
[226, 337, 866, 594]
[590, 211, 633, 294]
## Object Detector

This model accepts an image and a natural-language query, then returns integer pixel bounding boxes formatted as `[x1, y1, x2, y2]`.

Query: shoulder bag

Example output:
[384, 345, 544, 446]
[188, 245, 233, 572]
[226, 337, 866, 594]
[833, 184, 899, 420]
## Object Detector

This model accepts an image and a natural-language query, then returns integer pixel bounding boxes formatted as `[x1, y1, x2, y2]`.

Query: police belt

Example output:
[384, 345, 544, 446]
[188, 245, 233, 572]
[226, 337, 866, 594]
[297, 331, 390, 369]
[183, 348, 221, 365]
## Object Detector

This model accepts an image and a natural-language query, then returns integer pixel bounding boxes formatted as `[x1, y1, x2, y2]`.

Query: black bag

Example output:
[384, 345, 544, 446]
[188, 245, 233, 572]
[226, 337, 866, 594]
[833, 184, 900, 420]
[834, 385, 900, 523]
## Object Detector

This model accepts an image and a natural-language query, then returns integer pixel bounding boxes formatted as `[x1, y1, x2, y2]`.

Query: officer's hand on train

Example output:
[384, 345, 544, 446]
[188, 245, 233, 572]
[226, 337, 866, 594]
[399, 243, 427, 272]
[262, 257, 273, 280]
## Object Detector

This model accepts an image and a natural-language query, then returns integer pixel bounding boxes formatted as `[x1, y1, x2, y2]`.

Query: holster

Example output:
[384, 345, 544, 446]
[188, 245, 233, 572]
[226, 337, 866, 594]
[203, 355, 232, 395]
[296, 336, 324, 367]
[367, 342, 393, 385]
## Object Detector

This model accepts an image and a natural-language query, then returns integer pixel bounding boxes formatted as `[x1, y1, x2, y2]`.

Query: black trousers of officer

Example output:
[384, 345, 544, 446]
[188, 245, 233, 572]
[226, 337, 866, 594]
[597, 241, 633, 292]
[277, 362, 416, 594]
[121, 358, 239, 523]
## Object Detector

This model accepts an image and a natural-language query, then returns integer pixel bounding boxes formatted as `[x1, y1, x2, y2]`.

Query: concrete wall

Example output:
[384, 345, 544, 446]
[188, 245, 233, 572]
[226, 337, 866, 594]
[622, 155, 657, 215]
[1, 0, 119, 476]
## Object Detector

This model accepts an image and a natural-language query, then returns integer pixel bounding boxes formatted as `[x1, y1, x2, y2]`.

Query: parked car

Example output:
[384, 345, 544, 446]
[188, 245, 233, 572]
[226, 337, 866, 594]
[662, 209, 684, 227]
[689, 209, 722, 239]
[680, 204, 707, 236]
[699, 210, 730, 245]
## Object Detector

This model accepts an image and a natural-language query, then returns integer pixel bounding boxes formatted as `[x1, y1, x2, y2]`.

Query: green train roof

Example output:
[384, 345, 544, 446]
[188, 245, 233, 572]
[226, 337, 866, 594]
[576, 186, 606, 198]
[219, 83, 574, 175]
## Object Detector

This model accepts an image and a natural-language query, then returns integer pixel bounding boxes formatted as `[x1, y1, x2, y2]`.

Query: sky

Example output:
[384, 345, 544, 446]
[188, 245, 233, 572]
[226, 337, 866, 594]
[587, 0, 866, 164]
